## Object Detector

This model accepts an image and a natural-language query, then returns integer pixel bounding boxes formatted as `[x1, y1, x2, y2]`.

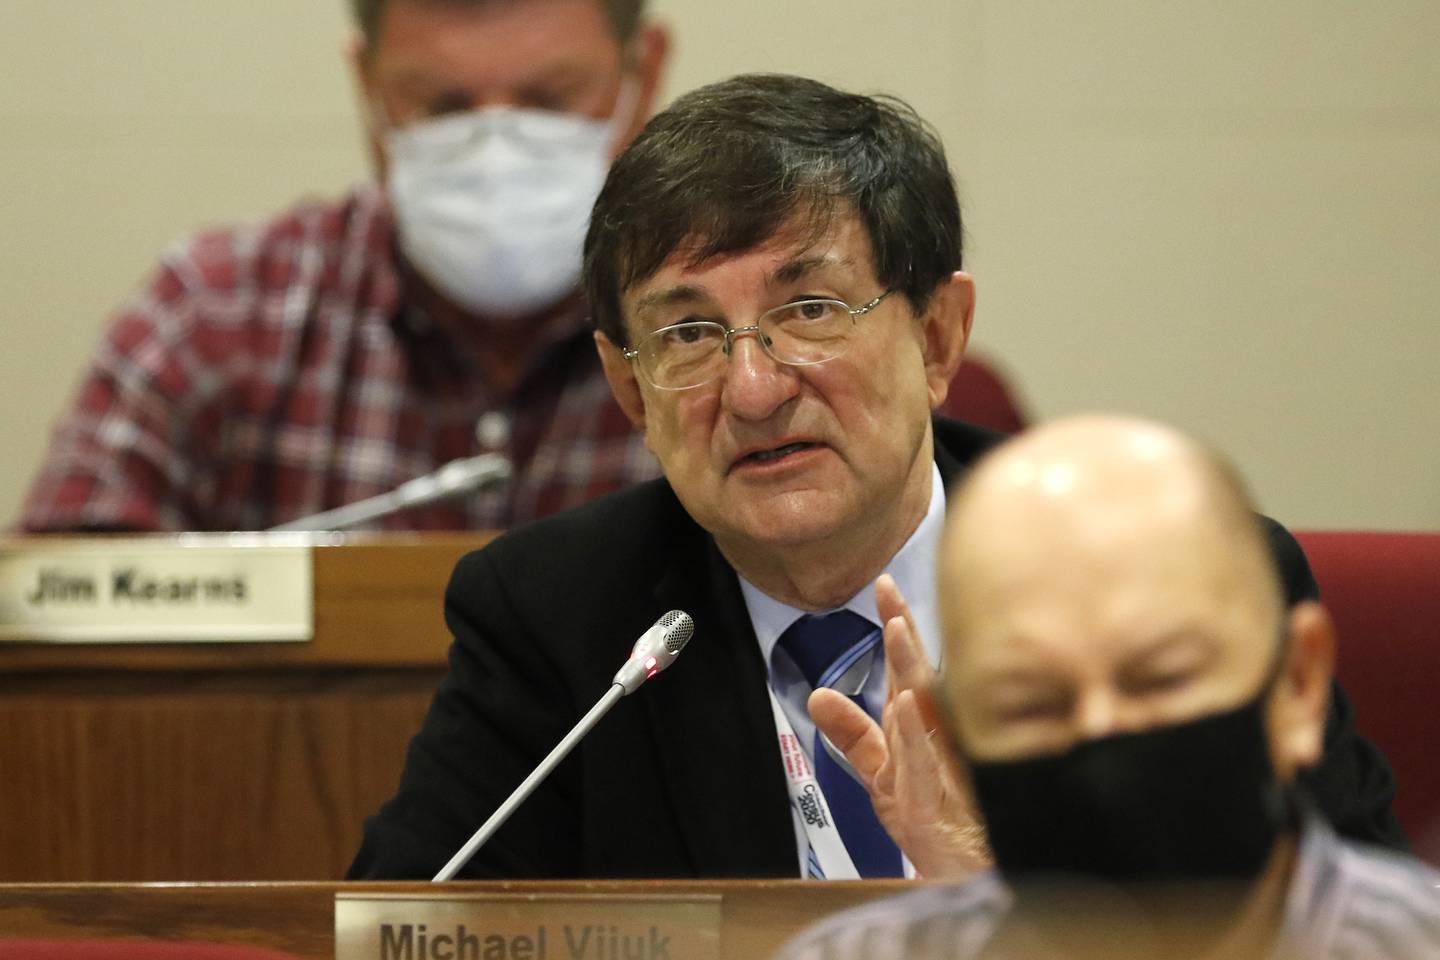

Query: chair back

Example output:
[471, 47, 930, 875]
[938, 353, 1028, 435]
[1295, 530, 1440, 863]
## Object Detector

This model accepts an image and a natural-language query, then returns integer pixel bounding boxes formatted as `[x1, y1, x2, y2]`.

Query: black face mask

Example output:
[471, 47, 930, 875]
[965, 680, 1290, 889]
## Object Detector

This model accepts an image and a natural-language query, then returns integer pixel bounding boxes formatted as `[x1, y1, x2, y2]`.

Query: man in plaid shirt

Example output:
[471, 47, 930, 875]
[19, 0, 670, 532]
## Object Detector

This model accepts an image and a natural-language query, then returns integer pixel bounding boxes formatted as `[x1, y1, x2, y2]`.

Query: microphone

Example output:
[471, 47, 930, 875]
[432, 610, 695, 882]
[268, 453, 512, 532]
[611, 609, 694, 693]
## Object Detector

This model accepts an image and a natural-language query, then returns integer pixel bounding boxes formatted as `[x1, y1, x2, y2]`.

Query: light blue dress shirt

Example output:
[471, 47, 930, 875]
[739, 462, 946, 874]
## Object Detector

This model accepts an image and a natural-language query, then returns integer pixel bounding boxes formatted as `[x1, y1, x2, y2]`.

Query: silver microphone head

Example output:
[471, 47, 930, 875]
[655, 609, 695, 655]
[613, 610, 695, 695]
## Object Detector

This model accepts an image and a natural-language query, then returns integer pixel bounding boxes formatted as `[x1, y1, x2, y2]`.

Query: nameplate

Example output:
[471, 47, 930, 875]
[0, 536, 313, 643]
[335, 892, 721, 960]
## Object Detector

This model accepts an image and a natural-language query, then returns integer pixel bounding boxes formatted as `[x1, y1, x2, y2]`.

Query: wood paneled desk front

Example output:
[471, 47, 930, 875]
[0, 880, 911, 959]
[0, 534, 493, 882]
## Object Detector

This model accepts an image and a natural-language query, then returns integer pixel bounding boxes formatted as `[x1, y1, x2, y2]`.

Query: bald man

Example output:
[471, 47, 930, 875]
[782, 416, 1439, 960]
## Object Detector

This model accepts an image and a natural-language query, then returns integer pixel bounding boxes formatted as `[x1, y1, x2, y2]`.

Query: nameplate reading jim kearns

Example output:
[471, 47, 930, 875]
[335, 893, 720, 960]
[0, 535, 313, 642]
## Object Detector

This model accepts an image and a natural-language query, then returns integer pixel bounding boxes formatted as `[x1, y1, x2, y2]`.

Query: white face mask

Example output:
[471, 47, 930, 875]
[383, 83, 637, 321]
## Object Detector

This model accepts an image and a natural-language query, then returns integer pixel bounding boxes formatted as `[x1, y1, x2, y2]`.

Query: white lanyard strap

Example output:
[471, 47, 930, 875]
[766, 686, 860, 880]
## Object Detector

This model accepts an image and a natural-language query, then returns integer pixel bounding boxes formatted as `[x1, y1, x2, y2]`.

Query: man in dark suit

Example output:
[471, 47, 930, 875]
[348, 74, 1402, 880]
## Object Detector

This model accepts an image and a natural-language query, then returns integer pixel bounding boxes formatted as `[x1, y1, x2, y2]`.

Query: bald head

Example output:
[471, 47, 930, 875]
[938, 415, 1303, 764]
[950, 414, 1271, 567]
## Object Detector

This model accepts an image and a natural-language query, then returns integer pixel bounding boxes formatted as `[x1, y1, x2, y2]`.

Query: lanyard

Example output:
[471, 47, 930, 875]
[766, 686, 860, 880]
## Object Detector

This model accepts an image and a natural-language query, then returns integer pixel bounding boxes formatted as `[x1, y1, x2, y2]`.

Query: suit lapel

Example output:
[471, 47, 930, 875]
[638, 521, 798, 877]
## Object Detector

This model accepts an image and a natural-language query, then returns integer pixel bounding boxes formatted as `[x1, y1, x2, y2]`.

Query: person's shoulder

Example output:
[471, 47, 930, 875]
[451, 477, 694, 589]
[87, 190, 382, 388]
[156, 184, 388, 298]
[777, 877, 1010, 960]
[444, 479, 701, 645]
[1290, 816, 1440, 957]
[1332, 837, 1440, 917]
[108, 184, 394, 368]
[135, 184, 383, 312]
[1299, 838, 1440, 958]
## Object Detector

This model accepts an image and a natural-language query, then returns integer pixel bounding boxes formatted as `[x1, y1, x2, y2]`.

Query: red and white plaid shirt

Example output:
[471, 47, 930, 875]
[18, 185, 659, 532]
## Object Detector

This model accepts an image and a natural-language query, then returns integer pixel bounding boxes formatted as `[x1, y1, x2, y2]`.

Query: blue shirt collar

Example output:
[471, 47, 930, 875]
[741, 460, 946, 673]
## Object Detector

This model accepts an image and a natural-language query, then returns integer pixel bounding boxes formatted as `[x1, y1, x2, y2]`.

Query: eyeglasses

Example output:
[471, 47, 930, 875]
[623, 292, 893, 390]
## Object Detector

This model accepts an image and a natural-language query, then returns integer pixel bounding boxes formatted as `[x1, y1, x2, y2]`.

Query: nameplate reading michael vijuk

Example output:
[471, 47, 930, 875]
[335, 893, 720, 960]
[0, 536, 313, 642]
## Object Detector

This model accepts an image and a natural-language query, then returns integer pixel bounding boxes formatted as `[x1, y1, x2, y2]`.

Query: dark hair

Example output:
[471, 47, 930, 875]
[349, 0, 645, 45]
[584, 73, 963, 346]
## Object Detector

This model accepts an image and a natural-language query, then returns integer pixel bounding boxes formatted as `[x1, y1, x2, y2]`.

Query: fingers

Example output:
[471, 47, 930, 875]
[808, 687, 887, 788]
[889, 688, 975, 826]
[893, 689, 940, 804]
[883, 615, 931, 689]
[876, 574, 935, 707]
[874, 573, 916, 639]
[876, 575, 912, 706]
[890, 689, 994, 879]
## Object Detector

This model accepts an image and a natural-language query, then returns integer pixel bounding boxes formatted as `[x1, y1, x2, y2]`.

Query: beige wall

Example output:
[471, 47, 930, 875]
[3, 1, 1436, 530]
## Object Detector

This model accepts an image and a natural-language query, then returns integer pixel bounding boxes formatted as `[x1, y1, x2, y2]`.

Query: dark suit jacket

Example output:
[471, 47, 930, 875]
[348, 418, 1404, 879]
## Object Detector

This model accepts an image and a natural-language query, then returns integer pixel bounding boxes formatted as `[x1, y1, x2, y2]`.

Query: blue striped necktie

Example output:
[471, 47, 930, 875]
[778, 609, 904, 878]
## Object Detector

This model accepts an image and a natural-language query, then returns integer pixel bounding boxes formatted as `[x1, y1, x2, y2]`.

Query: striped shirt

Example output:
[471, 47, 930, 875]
[19, 185, 660, 532]
[777, 813, 1440, 959]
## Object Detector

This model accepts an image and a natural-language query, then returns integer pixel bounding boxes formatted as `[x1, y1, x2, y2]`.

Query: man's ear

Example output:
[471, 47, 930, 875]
[614, 23, 670, 150]
[633, 23, 671, 115]
[1267, 601, 1337, 781]
[920, 271, 975, 411]
[344, 30, 388, 177]
[595, 331, 647, 432]
[344, 28, 369, 81]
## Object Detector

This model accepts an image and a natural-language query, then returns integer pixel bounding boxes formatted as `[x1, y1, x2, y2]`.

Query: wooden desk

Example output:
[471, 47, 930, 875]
[0, 880, 912, 960]
[0, 535, 493, 882]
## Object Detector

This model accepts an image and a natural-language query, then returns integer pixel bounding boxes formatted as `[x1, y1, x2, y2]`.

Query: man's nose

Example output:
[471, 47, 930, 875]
[719, 333, 799, 420]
